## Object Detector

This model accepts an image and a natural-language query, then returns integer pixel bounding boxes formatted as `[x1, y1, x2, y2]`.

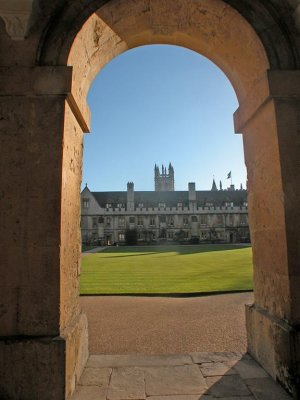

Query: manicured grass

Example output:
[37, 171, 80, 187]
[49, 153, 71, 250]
[80, 244, 253, 295]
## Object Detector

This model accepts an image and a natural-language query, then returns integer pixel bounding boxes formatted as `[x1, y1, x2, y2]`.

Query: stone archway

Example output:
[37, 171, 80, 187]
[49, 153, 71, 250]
[0, 1, 300, 399]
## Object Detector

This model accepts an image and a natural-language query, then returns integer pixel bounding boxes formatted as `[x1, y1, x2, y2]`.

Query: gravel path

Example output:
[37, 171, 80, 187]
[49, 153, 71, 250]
[80, 292, 253, 354]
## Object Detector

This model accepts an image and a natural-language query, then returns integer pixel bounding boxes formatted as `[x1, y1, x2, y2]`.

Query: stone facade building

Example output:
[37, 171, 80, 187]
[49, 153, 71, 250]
[81, 165, 249, 246]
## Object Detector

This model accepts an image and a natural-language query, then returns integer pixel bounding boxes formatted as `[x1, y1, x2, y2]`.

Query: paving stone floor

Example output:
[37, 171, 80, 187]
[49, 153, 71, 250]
[70, 352, 292, 400]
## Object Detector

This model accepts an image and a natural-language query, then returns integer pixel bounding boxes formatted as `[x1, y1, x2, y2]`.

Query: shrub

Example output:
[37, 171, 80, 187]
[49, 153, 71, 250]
[190, 237, 200, 244]
[125, 229, 138, 245]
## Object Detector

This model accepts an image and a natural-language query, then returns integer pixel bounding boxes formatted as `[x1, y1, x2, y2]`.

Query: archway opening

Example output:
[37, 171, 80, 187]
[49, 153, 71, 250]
[60, 0, 274, 370]
[79, 43, 253, 355]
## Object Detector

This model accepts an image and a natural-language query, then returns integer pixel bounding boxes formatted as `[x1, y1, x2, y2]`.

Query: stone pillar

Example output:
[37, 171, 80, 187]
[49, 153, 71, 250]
[234, 70, 300, 397]
[0, 66, 89, 399]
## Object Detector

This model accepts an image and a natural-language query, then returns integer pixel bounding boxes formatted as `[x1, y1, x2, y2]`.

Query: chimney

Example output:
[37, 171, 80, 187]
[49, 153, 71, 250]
[127, 182, 134, 212]
[188, 182, 196, 211]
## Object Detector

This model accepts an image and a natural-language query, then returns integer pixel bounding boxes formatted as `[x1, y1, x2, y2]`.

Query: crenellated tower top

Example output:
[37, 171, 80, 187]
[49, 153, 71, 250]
[154, 163, 175, 191]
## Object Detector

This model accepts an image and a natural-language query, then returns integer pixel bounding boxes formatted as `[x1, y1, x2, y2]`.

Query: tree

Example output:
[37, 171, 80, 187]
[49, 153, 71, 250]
[125, 229, 138, 245]
[175, 229, 186, 242]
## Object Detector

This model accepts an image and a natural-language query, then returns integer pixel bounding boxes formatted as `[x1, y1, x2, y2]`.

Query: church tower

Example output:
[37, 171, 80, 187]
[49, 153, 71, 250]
[154, 163, 175, 191]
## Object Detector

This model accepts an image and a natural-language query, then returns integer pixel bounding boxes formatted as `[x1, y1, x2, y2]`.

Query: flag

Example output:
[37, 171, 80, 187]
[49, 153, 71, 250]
[227, 171, 231, 179]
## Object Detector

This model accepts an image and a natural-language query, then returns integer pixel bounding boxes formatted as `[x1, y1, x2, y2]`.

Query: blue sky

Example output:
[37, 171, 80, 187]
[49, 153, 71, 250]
[83, 44, 246, 192]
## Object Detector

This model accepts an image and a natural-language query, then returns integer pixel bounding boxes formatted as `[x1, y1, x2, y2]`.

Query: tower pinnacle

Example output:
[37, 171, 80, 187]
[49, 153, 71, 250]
[154, 163, 175, 191]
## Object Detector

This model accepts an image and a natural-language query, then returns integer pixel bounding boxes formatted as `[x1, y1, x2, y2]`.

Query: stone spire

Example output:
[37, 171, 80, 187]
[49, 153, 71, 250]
[211, 179, 218, 191]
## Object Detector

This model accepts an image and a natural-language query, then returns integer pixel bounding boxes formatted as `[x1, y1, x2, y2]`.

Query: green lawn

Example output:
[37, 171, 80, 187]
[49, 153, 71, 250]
[80, 244, 253, 295]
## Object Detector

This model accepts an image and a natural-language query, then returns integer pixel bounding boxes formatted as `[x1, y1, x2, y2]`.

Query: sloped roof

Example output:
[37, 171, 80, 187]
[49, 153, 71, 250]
[93, 192, 126, 206]
[92, 190, 247, 208]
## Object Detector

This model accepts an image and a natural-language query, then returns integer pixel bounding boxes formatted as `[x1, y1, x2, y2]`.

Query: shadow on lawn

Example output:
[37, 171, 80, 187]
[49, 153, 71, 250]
[102, 252, 165, 259]
[101, 244, 251, 257]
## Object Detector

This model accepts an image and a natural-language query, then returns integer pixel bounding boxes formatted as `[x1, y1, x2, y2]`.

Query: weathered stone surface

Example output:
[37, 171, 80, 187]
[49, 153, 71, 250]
[70, 385, 107, 400]
[145, 365, 207, 396]
[227, 358, 269, 379]
[206, 375, 251, 397]
[66, 353, 295, 400]
[245, 378, 292, 400]
[199, 362, 237, 377]
[64, 312, 89, 397]
[107, 367, 145, 400]
[191, 352, 243, 364]
[78, 367, 111, 386]
[149, 397, 215, 400]
[246, 302, 300, 397]
[147, 396, 211, 400]
[88, 354, 193, 368]
[209, 397, 255, 400]
[0, 337, 65, 400]
[0, 95, 68, 337]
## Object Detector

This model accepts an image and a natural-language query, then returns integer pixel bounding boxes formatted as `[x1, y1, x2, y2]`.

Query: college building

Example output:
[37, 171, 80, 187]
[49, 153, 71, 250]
[81, 164, 250, 245]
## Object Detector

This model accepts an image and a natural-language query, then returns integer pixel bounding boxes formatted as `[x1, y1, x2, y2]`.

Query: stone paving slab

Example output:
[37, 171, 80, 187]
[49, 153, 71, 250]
[70, 353, 292, 400]
[206, 396, 256, 400]
[199, 362, 237, 377]
[70, 386, 108, 400]
[244, 377, 293, 400]
[88, 354, 193, 368]
[226, 358, 269, 379]
[79, 367, 112, 386]
[206, 375, 252, 397]
[107, 367, 146, 400]
[145, 365, 207, 396]
[190, 352, 244, 364]
[148, 396, 214, 400]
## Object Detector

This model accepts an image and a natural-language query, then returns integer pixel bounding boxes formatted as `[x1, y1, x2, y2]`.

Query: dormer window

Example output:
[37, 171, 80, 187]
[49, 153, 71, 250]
[83, 199, 89, 208]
